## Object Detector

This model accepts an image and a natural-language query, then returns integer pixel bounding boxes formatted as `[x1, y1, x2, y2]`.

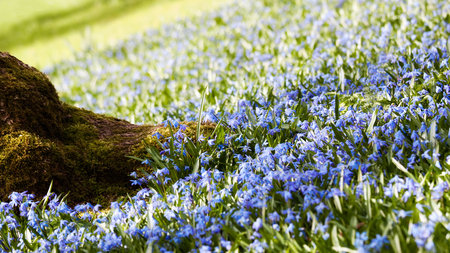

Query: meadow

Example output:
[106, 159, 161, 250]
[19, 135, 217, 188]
[1, 0, 450, 252]
[1, 0, 232, 68]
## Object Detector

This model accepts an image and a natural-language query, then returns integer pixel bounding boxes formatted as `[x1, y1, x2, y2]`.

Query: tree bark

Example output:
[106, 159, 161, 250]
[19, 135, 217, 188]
[0, 52, 212, 205]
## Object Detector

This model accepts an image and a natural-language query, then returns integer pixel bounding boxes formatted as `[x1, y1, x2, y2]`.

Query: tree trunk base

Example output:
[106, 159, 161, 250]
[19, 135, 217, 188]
[0, 52, 213, 205]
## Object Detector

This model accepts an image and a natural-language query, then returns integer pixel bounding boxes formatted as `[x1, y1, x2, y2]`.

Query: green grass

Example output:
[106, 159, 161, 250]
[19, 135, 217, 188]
[0, 0, 92, 26]
[0, 0, 155, 51]
[1, 0, 232, 68]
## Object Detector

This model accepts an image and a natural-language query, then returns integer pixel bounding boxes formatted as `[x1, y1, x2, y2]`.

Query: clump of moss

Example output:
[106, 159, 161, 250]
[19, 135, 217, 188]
[0, 131, 67, 200]
[0, 52, 63, 140]
[58, 103, 156, 204]
[0, 52, 215, 206]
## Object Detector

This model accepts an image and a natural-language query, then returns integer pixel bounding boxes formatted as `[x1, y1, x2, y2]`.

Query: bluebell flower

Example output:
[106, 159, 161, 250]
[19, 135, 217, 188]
[272, 223, 280, 231]
[282, 209, 296, 223]
[420, 122, 428, 133]
[199, 245, 211, 253]
[428, 210, 446, 224]
[5, 215, 19, 229]
[155, 167, 170, 177]
[431, 182, 449, 200]
[200, 152, 212, 165]
[393, 209, 412, 219]
[129, 171, 138, 178]
[0, 202, 12, 213]
[394, 130, 405, 146]
[315, 202, 328, 215]
[249, 240, 267, 253]
[368, 234, 388, 252]
[268, 127, 280, 135]
[232, 208, 251, 226]
[354, 232, 369, 252]
[221, 238, 231, 251]
[164, 209, 177, 220]
[425, 240, 435, 251]
[411, 222, 434, 248]
[252, 218, 263, 231]
[277, 190, 292, 201]
[8, 191, 25, 207]
[153, 132, 164, 139]
[286, 223, 295, 234]
[38, 239, 52, 252]
[422, 149, 432, 160]
[268, 211, 280, 223]
[177, 225, 194, 238]
[255, 143, 261, 154]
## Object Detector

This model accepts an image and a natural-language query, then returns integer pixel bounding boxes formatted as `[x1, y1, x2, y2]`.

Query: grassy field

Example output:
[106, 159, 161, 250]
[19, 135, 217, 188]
[1, 0, 450, 252]
[0, 0, 232, 68]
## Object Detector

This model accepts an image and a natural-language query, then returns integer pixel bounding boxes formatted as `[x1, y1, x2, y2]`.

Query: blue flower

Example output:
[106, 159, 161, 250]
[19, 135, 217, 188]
[422, 149, 432, 160]
[368, 234, 388, 251]
[394, 130, 405, 146]
[199, 245, 211, 253]
[431, 182, 449, 200]
[9, 192, 26, 207]
[153, 132, 164, 139]
[315, 202, 328, 215]
[252, 218, 263, 231]
[393, 209, 412, 219]
[268, 211, 280, 223]
[0, 202, 12, 213]
[155, 167, 170, 177]
[164, 209, 177, 220]
[221, 238, 231, 251]
[411, 222, 434, 248]
[354, 232, 369, 252]
[277, 191, 292, 201]
[249, 240, 267, 253]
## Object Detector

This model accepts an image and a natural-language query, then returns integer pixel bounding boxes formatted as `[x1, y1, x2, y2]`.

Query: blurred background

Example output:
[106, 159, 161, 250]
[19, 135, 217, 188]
[0, 0, 231, 69]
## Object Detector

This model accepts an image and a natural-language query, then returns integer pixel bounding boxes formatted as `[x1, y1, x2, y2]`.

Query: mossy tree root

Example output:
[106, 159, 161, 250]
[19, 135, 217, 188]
[0, 52, 214, 205]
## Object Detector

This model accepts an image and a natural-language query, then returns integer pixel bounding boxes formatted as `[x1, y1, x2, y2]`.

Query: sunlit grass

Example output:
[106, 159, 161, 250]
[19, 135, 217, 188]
[2, 0, 232, 68]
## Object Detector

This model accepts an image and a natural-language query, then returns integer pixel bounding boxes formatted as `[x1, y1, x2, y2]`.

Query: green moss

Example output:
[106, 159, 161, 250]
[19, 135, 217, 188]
[0, 52, 215, 206]
[55, 103, 152, 204]
[63, 123, 99, 141]
[0, 131, 67, 199]
[0, 90, 153, 205]
[0, 52, 64, 139]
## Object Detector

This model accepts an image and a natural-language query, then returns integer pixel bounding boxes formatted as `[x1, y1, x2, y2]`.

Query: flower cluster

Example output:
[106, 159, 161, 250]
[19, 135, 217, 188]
[2, 0, 450, 252]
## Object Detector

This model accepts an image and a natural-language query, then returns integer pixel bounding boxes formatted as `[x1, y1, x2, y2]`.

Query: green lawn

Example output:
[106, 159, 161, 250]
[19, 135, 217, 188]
[0, 0, 231, 69]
